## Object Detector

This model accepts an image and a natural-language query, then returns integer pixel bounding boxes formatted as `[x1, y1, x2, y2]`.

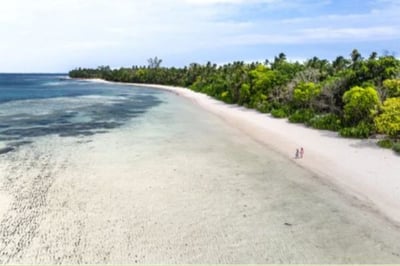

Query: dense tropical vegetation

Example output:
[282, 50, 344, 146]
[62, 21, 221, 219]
[69, 50, 400, 153]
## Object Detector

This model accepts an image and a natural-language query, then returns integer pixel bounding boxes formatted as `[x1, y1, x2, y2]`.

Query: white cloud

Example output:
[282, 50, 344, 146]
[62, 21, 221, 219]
[185, 0, 248, 4]
[0, 0, 399, 71]
[184, 0, 278, 5]
[221, 26, 399, 47]
[301, 26, 399, 41]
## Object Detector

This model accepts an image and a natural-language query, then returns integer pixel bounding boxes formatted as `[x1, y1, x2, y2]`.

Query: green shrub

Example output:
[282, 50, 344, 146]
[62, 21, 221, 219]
[288, 109, 315, 123]
[219, 91, 232, 103]
[271, 108, 288, 118]
[308, 114, 342, 131]
[270, 101, 293, 112]
[377, 139, 394, 149]
[393, 143, 400, 154]
[342, 85, 380, 126]
[339, 121, 373, 138]
[254, 101, 271, 113]
[374, 97, 400, 138]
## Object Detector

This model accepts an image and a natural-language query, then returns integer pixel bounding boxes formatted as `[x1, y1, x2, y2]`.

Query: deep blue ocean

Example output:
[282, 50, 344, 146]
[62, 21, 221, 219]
[0, 74, 163, 154]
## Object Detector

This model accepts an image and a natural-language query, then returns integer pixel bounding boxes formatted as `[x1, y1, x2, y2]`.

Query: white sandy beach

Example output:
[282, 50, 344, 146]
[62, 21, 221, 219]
[134, 83, 400, 224]
[1, 81, 400, 263]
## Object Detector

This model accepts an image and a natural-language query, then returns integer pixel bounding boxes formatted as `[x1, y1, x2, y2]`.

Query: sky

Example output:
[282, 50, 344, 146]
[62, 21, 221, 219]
[0, 0, 399, 72]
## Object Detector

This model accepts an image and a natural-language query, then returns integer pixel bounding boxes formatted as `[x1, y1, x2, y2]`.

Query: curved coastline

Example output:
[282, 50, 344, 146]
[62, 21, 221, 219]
[1, 77, 400, 263]
[115, 81, 400, 224]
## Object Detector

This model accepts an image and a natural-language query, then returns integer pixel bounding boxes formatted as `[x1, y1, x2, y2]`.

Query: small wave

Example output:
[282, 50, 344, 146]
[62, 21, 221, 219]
[43, 81, 64, 86]
[83, 78, 111, 84]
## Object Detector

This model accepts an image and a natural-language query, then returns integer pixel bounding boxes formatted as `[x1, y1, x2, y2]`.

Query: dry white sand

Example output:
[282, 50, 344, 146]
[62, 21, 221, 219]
[134, 83, 400, 224]
[1, 82, 400, 264]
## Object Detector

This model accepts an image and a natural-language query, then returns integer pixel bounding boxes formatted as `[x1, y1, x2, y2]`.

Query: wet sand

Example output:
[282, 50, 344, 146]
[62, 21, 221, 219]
[1, 87, 400, 264]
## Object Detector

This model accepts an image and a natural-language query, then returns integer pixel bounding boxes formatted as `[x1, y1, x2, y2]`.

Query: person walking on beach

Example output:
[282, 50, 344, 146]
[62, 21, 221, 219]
[295, 149, 299, 159]
[300, 147, 304, 158]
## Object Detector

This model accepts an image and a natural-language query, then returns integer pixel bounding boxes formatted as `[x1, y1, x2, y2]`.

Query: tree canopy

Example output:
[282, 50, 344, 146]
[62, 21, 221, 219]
[69, 49, 400, 146]
[342, 86, 380, 126]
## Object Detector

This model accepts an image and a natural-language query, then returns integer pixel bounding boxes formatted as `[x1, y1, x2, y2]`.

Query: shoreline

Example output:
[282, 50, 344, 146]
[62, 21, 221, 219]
[78, 78, 400, 223]
[123, 82, 400, 224]
[2, 77, 400, 263]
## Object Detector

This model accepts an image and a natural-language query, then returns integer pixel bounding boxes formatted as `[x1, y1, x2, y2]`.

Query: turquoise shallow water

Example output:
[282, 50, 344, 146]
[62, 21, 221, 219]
[0, 74, 163, 153]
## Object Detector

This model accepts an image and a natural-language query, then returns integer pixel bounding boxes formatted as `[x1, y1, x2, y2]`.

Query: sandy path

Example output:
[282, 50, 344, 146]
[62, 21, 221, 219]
[133, 83, 400, 224]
